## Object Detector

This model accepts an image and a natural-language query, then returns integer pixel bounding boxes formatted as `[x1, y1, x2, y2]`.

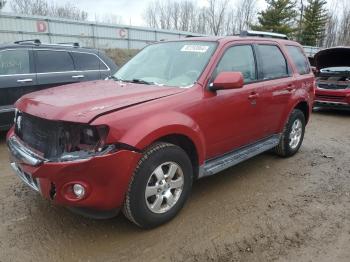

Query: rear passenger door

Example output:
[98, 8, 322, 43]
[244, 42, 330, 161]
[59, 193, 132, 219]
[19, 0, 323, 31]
[0, 48, 37, 128]
[255, 43, 296, 135]
[70, 52, 107, 81]
[34, 50, 78, 89]
[285, 45, 314, 100]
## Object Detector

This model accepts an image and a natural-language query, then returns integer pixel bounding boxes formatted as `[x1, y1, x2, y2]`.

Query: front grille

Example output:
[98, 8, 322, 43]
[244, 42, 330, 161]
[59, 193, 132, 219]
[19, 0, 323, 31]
[315, 94, 346, 102]
[15, 112, 64, 158]
[317, 82, 349, 90]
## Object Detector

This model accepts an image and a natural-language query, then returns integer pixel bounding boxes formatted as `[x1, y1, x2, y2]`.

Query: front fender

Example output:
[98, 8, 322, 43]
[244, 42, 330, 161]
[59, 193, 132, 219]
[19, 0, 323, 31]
[110, 111, 206, 165]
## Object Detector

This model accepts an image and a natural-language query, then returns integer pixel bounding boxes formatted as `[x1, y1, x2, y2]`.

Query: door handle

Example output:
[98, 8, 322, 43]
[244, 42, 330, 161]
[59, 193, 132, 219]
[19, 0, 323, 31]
[17, 78, 33, 83]
[248, 92, 259, 99]
[72, 75, 85, 79]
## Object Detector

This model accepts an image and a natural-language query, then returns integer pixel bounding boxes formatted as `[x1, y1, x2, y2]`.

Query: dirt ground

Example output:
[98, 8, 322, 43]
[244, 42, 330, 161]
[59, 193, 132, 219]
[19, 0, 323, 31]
[0, 109, 349, 262]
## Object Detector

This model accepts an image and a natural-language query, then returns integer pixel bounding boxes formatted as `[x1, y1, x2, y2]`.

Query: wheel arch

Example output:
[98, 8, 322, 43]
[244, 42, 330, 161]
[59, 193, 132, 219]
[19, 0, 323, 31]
[294, 100, 310, 124]
[154, 134, 200, 179]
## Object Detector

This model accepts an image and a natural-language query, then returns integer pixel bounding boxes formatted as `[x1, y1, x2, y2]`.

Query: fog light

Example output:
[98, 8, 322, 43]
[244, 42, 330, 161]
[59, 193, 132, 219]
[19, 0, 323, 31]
[73, 184, 85, 199]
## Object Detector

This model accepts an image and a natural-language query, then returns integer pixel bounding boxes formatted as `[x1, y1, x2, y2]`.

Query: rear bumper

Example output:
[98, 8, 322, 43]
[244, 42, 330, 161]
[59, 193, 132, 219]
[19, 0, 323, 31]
[7, 131, 142, 211]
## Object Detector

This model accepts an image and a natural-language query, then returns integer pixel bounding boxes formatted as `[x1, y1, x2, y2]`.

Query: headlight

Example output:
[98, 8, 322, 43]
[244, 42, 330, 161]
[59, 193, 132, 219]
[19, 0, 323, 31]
[58, 124, 114, 162]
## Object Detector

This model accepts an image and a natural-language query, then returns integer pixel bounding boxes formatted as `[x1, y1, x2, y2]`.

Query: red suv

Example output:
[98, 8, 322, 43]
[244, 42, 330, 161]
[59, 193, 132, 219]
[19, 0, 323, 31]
[314, 47, 350, 108]
[7, 36, 315, 228]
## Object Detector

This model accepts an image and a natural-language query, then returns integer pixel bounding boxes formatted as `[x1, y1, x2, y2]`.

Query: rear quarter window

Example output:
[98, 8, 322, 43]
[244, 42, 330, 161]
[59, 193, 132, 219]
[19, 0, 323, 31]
[286, 45, 311, 75]
[71, 52, 106, 71]
[257, 45, 289, 80]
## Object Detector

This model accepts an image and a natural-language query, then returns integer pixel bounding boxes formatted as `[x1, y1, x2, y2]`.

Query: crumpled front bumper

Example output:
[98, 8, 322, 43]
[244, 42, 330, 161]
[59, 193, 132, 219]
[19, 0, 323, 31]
[7, 131, 142, 211]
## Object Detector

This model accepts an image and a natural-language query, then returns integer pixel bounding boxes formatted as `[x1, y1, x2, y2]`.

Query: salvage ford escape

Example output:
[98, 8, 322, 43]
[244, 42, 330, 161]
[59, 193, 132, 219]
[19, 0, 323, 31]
[7, 35, 315, 228]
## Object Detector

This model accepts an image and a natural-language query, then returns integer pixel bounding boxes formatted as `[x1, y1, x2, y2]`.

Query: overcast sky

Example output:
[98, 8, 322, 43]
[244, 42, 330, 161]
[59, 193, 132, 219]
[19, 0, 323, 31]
[3, 0, 265, 26]
[62, 0, 216, 25]
[3, 0, 338, 26]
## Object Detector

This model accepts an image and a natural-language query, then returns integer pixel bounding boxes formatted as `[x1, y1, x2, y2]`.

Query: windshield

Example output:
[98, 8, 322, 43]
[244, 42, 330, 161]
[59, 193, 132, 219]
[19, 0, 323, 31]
[114, 41, 217, 88]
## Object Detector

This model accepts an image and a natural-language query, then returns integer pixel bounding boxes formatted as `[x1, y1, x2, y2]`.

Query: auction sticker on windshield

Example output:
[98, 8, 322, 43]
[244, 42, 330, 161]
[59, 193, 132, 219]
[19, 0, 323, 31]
[181, 45, 209, 53]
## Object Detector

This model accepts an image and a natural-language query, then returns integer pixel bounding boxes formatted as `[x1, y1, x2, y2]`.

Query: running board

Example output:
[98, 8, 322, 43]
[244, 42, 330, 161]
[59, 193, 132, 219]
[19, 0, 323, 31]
[199, 134, 281, 178]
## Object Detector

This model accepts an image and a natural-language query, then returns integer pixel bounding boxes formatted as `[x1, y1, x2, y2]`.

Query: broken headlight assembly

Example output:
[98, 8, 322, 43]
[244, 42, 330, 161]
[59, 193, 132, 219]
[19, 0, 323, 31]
[58, 124, 116, 162]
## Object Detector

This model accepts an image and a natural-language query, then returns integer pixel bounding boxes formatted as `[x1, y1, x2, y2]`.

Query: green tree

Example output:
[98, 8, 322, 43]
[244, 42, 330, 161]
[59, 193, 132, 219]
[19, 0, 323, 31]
[300, 0, 328, 46]
[251, 0, 298, 36]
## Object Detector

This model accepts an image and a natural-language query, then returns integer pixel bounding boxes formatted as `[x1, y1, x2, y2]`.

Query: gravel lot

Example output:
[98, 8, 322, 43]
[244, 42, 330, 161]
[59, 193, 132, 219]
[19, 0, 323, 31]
[0, 109, 349, 262]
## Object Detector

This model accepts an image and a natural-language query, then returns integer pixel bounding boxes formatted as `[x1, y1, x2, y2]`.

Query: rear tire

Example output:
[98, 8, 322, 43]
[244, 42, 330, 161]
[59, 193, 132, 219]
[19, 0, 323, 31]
[274, 109, 305, 157]
[123, 142, 193, 228]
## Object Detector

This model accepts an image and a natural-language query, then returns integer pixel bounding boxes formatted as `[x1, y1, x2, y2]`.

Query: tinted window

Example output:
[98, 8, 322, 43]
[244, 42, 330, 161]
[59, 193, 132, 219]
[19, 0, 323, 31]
[36, 50, 74, 73]
[71, 52, 102, 70]
[0, 49, 30, 75]
[216, 45, 257, 83]
[286, 46, 310, 75]
[258, 45, 289, 79]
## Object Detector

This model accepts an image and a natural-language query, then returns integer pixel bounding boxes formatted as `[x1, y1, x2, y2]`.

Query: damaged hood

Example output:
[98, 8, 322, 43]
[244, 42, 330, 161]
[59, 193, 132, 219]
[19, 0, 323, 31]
[16, 80, 186, 123]
[315, 47, 350, 70]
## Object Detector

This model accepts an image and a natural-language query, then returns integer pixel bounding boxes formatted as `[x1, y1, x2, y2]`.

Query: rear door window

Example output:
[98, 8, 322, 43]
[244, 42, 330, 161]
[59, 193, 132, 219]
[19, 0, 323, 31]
[36, 50, 74, 73]
[215, 45, 257, 83]
[71, 52, 102, 71]
[257, 45, 289, 80]
[286, 45, 310, 75]
[0, 49, 30, 75]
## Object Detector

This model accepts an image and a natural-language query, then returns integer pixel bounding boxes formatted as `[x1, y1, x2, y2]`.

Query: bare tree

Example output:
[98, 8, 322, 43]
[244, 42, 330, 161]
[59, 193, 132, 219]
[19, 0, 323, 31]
[143, 1, 159, 28]
[179, 0, 195, 31]
[0, 0, 7, 11]
[95, 13, 123, 25]
[206, 0, 229, 35]
[235, 0, 257, 31]
[337, 2, 350, 45]
[143, 0, 257, 36]
[322, 0, 350, 47]
[10, 0, 88, 20]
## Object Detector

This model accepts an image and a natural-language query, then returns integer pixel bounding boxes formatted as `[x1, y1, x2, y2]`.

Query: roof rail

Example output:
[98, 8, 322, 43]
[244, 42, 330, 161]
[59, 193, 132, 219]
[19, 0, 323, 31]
[56, 42, 80, 47]
[14, 39, 41, 45]
[14, 40, 81, 48]
[240, 30, 288, 40]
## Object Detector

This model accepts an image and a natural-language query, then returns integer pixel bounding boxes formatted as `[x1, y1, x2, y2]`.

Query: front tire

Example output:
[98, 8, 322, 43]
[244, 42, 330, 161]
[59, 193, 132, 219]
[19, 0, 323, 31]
[274, 109, 306, 157]
[123, 143, 193, 228]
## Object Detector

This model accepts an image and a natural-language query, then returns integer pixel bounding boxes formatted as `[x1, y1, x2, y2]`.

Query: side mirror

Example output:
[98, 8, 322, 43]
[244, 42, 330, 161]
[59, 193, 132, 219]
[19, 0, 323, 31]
[210, 72, 244, 91]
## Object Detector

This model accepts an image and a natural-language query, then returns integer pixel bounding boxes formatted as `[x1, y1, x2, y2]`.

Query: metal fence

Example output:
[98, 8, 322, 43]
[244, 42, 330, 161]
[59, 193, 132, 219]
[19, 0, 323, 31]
[0, 12, 201, 49]
[0, 13, 321, 57]
[303, 46, 321, 57]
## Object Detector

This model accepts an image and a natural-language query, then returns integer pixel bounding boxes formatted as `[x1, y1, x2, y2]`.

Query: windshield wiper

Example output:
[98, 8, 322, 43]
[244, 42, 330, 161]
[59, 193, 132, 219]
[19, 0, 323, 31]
[129, 79, 155, 85]
[108, 75, 123, 81]
[110, 76, 156, 85]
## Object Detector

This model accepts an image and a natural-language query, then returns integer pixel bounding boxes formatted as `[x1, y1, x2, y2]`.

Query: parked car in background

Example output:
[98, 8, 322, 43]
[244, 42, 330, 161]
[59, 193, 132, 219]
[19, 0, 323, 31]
[7, 33, 314, 228]
[314, 47, 350, 109]
[0, 40, 118, 131]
